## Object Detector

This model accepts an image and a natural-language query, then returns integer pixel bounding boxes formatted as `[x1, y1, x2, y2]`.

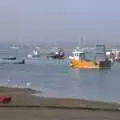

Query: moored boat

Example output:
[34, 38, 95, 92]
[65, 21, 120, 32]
[0, 58, 25, 64]
[69, 44, 111, 69]
[46, 47, 65, 59]
[27, 50, 41, 58]
[106, 48, 120, 62]
[2, 56, 16, 60]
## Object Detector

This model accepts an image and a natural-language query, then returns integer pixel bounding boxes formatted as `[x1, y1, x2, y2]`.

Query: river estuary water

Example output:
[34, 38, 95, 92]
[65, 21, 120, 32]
[0, 43, 120, 103]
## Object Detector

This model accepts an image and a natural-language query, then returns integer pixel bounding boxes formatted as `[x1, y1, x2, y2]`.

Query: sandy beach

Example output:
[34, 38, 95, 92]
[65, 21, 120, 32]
[0, 86, 119, 108]
[0, 86, 120, 120]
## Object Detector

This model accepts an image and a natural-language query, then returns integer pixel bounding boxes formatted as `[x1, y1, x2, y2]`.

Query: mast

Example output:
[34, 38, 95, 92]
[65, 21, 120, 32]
[77, 36, 84, 48]
[81, 36, 84, 48]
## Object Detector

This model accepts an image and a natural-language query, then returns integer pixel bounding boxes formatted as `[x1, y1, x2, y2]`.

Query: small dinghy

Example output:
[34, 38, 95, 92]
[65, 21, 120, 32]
[0, 57, 25, 64]
[2, 56, 16, 60]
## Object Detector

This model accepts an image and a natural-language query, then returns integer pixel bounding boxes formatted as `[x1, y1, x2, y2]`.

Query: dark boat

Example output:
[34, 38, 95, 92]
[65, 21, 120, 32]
[95, 44, 111, 68]
[0, 58, 25, 64]
[11, 59, 25, 64]
[47, 48, 65, 59]
[2, 56, 16, 60]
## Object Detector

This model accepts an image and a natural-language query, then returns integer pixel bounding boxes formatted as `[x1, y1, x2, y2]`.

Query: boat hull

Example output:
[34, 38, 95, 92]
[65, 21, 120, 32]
[0, 59, 25, 64]
[69, 59, 111, 69]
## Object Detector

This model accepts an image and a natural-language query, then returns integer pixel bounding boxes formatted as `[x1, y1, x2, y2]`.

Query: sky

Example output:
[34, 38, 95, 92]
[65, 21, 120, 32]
[0, 0, 120, 44]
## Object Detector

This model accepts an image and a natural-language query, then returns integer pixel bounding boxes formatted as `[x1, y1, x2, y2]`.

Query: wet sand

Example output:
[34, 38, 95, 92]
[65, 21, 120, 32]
[1, 108, 120, 120]
[0, 86, 119, 108]
[0, 86, 120, 120]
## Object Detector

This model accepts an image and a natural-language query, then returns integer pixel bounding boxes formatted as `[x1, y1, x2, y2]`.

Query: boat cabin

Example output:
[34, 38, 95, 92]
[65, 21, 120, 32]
[72, 47, 85, 60]
[95, 44, 111, 67]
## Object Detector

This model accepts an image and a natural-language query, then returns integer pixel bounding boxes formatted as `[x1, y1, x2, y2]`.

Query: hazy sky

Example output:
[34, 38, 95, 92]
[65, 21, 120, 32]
[0, 0, 120, 43]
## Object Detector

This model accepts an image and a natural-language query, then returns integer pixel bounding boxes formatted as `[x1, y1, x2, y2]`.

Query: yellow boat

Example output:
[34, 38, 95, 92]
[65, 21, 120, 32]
[69, 45, 111, 69]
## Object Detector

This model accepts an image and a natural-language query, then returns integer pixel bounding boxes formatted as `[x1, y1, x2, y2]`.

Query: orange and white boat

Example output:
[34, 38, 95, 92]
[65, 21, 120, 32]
[69, 45, 111, 69]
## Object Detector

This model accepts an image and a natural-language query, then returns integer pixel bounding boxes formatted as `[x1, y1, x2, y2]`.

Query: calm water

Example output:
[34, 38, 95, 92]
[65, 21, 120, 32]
[0, 44, 120, 103]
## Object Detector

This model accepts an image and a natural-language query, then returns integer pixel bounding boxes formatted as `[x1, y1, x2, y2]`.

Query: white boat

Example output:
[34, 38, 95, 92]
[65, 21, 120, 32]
[105, 48, 120, 62]
[27, 50, 41, 58]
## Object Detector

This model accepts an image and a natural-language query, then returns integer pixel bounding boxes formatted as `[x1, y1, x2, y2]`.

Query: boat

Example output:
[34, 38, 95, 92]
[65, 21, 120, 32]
[69, 44, 111, 69]
[10, 46, 19, 50]
[111, 49, 120, 62]
[106, 48, 120, 62]
[46, 47, 65, 59]
[27, 50, 41, 58]
[10, 59, 25, 64]
[2, 56, 16, 60]
[106, 49, 116, 63]
[0, 58, 25, 64]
